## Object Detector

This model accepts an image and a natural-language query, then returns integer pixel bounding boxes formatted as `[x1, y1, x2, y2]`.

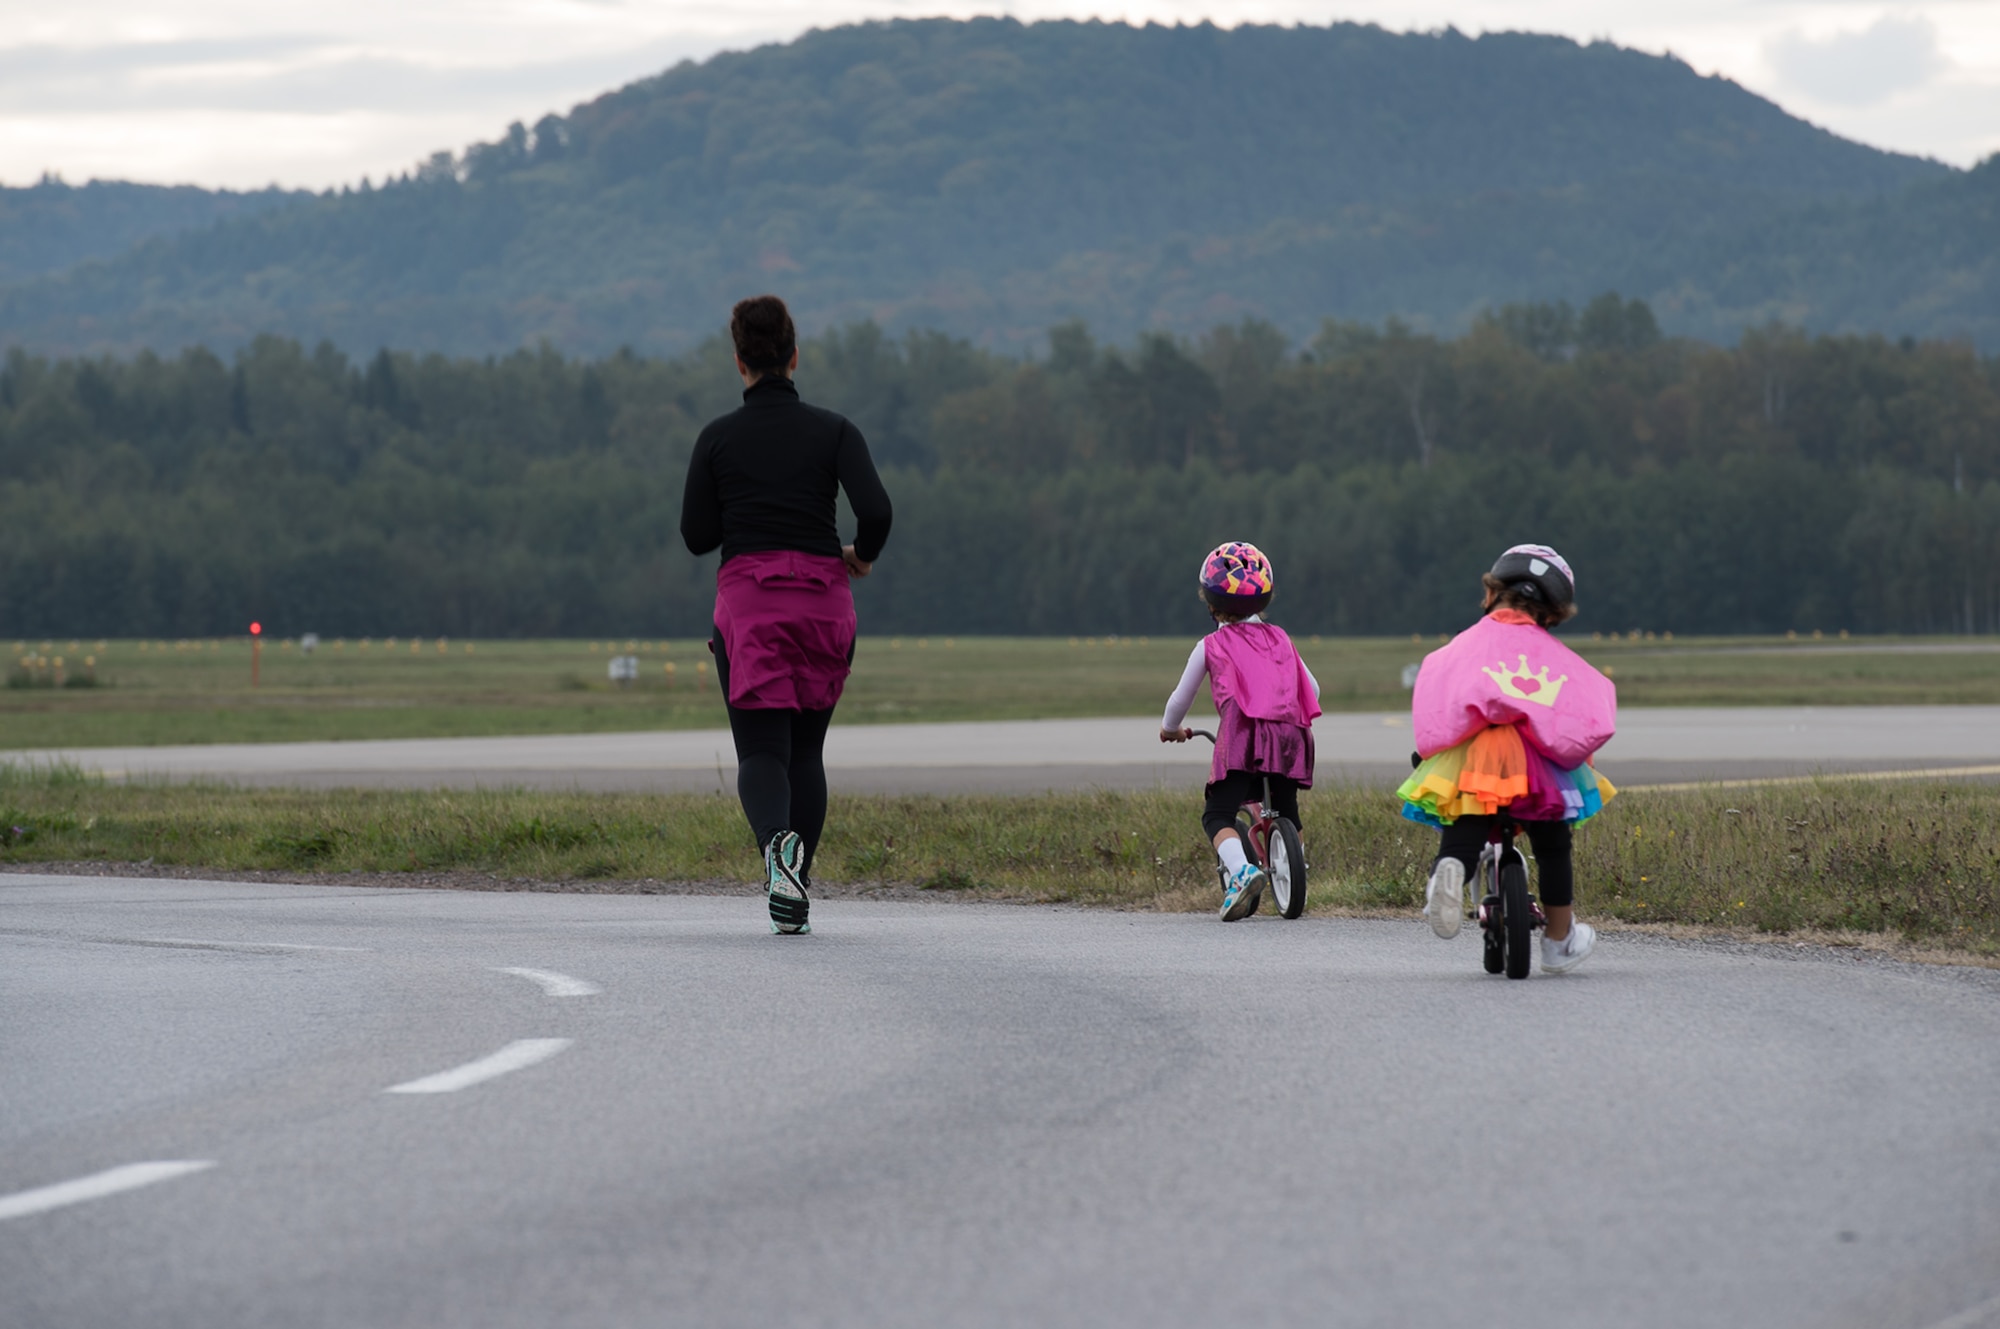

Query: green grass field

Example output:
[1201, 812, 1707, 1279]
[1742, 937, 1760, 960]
[0, 764, 1992, 956]
[4, 632, 2000, 749]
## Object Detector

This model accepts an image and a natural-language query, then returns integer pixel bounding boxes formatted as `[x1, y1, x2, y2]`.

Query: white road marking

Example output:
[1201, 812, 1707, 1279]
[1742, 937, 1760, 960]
[0, 1161, 214, 1222]
[1923, 1289, 2000, 1329]
[383, 1038, 572, 1094]
[497, 967, 601, 997]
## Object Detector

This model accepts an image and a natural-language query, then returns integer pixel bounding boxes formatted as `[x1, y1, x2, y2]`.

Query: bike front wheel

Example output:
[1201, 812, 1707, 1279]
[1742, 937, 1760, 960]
[1267, 818, 1307, 919]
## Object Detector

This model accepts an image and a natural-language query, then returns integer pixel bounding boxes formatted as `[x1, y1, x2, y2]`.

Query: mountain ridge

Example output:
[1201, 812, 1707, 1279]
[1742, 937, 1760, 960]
[0, 18, 1985, 355]
[0, 178, 305, 287]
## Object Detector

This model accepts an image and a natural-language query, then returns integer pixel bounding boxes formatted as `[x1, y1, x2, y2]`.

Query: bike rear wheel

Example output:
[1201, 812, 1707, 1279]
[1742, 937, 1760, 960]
[1501, 854, 1533, 979]
[1267, 818, 1307, 918]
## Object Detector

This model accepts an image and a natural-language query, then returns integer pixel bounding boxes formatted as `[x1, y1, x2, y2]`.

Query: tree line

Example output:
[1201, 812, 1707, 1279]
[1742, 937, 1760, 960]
[2, 297, 1997, 640]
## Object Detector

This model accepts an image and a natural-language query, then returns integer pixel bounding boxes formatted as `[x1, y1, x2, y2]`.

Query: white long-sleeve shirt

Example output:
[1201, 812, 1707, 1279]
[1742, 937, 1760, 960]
[1161, 619, 1321, 730]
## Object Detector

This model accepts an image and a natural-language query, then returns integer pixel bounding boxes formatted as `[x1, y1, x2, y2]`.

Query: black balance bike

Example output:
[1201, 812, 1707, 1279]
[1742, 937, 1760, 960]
[1475, 815, 1546, 979]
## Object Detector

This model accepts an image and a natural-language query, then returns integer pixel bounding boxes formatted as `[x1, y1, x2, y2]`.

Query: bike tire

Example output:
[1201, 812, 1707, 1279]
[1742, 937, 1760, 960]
[1501, 855, 1533, 980]
[1268, 818, 1307, 919]
[1238, 811, 1268, 868]
[1230, 812, 1266, 917]
[1478, 853, 1505, 973]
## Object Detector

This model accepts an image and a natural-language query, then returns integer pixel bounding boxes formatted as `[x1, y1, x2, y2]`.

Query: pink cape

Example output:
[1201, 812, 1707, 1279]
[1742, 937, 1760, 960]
[1204, 622, 1321, 785]
[1204, 622, 1322, 727]
[1411, 614, 1616, 768]
[712, 550, 856, 710]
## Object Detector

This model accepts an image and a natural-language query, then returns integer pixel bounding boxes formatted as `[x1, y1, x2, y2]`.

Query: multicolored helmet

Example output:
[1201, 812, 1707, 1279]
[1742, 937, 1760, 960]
[1199, 541, 1275, 613]
[1489, 543, 1575, 608]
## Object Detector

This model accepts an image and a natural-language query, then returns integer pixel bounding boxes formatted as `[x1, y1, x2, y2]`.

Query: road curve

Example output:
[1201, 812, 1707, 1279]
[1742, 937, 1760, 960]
[10, 704, 2000, 793]
[4, 875, 1998, 1328]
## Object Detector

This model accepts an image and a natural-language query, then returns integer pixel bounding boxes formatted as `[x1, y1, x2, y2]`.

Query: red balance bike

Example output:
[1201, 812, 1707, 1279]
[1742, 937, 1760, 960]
[1189, 729, 1308, 919]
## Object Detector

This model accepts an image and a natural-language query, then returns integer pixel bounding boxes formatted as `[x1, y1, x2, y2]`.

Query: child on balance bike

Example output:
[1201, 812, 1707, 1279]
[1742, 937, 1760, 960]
[1161, 542, 1322, 921]
[1401, 544, 1617, 973]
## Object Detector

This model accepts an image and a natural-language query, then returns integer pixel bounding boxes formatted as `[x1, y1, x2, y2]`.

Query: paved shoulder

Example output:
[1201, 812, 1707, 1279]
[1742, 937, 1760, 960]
[13, 706, 2000, 793]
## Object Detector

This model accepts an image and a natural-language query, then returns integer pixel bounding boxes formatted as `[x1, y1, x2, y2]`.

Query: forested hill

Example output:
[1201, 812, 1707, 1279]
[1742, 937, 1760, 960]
[0, 18, 1981, 357]
[0, 179, 303, 287]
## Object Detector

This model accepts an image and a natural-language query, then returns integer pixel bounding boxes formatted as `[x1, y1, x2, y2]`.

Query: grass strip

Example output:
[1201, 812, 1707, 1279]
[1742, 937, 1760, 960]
[0, 764, 1994, 956]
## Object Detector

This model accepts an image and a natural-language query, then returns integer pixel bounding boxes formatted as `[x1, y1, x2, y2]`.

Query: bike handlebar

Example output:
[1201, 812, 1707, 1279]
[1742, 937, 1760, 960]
[1186, 727, 1216, 743]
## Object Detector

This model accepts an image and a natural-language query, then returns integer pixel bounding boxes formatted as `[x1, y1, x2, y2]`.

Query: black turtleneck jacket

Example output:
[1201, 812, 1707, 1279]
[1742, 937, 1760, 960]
[679, 376, 893, 566]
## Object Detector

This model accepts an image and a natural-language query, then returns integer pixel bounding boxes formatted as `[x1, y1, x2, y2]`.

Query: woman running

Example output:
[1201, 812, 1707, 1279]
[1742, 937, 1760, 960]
[680, 295, 893, 934]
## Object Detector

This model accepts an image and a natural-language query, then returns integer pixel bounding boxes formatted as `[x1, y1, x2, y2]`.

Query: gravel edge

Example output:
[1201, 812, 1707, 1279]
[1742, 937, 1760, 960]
[0, 859, 944, 901]
[4, 858, 1994, 974]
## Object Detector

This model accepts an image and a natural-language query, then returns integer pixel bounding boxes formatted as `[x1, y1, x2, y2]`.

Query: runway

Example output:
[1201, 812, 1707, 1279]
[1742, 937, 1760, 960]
[6, 875, 1999, 1328]
[9, 705, 2000, 792]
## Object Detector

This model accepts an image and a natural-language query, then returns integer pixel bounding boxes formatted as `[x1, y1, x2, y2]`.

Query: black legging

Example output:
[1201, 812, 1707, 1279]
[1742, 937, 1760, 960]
[1202, 771, 1303, 841]
[1435, 816, 1574, 908]
[710, 631, 835, 878]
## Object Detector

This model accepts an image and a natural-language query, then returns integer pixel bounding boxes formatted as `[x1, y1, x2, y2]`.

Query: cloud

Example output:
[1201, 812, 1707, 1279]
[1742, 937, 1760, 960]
[0, 33, 751, 117]
[1766, 14, 1945, 108]
[1784, 68, 2000, 169]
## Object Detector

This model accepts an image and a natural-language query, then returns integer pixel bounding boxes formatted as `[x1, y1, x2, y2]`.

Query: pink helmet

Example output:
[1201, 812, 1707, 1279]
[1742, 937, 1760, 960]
[1199, 541, 1275, 612]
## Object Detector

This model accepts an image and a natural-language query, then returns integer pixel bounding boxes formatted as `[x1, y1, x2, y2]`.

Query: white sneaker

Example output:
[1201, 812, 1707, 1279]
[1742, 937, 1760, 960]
[1541, 921, 1596, 973]
[1423, 858, 1465, 938]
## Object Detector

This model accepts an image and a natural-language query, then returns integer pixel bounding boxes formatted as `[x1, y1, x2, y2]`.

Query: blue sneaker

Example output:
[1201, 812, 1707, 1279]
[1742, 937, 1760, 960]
[766, 831, 810, 935]
[1220, 861, 1267, 922]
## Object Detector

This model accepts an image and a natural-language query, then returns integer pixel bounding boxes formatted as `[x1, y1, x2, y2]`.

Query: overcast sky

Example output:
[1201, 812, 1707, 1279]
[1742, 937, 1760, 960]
[3, 1, 1996, 191]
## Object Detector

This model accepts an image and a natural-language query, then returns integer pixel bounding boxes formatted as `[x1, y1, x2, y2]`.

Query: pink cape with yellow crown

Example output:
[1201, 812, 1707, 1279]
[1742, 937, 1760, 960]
[1411, 613, 1616, 769]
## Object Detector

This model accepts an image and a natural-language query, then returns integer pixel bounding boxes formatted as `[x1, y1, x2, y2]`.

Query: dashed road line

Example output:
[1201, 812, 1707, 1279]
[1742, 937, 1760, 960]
[0, 1161, 214, 1222]
[497, 967, 602, 997]
[383, 1039, 573, 1094]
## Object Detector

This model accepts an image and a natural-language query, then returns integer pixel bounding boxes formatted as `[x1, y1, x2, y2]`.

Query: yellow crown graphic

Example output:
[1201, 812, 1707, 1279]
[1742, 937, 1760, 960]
[1481, 654, 1568, 708]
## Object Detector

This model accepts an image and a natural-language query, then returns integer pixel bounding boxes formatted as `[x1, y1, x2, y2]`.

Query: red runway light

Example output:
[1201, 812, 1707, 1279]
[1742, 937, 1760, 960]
[249, 622, 262, 636]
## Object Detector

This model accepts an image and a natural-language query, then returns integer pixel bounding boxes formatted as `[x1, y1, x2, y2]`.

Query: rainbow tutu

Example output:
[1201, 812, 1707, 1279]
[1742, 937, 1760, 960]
[1399, 724, 1615, 828]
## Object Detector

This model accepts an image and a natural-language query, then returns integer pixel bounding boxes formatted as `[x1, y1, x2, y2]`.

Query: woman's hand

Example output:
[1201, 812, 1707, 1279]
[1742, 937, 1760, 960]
[842, 544, 873, 578]
[1160, 726, 1193, 743]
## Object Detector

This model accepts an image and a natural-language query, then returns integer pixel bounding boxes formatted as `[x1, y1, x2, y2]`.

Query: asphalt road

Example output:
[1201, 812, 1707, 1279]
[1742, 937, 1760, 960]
[5, 875, 1999, 1328]
[14, 704, 2000, 793]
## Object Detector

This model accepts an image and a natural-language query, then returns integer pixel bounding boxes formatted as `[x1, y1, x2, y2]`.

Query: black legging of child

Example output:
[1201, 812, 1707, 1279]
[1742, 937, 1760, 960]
[1435, 816, 1574, 908]
[1202, 771, 1303, 841]
[710, 631, 836, 877]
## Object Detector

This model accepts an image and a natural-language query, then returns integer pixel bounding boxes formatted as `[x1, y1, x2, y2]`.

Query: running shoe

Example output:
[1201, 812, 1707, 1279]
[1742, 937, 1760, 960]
[1541, 921, 1597, 973]
[766, 830, 811, 935]
[1423, 857, 1465, 938]
[1220, 862, 1267, 922]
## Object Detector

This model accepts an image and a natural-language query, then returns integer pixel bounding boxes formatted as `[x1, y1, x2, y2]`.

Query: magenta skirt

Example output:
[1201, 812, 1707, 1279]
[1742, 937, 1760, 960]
[1210, 701, 1316, 787]
[712, 550, 856, 711]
